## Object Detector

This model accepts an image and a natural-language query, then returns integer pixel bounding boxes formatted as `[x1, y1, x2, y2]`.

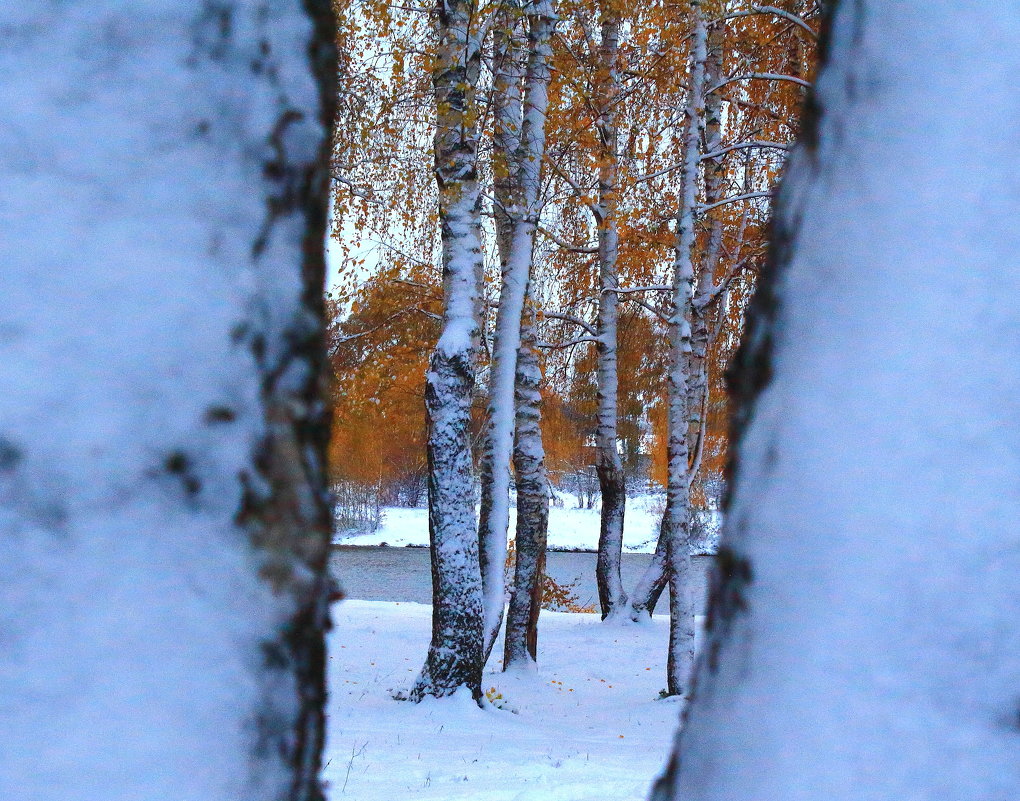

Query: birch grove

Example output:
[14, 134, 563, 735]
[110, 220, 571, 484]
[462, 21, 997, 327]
[330, 0, 821, 703]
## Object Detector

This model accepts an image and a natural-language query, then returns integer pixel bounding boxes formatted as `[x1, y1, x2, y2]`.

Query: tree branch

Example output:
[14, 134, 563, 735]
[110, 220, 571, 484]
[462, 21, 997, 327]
[701, 140, 790, 161]
[537, 225, 598, 254]
[697, 190, 773, 214]
[707, 72, 811, 96]
[541, 311, 598, 337]
[717, 6, 818, 39]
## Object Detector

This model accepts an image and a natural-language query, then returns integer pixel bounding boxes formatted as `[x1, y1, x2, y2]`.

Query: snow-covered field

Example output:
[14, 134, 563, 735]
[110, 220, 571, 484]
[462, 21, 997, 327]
[326, 601, 696, 800]
[335, 494, 719, 554]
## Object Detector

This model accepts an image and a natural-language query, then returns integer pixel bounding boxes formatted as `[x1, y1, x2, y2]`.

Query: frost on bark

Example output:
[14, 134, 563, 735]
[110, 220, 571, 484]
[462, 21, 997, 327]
[478, 0, 556, 659]
[655, 3, 1020, 799]
[594, 9, 629, 620]
[0, 2, 336, 800]
[503, 308, 551, 668]
[662, 0, 708, 698]
[410, 0, 486, 702]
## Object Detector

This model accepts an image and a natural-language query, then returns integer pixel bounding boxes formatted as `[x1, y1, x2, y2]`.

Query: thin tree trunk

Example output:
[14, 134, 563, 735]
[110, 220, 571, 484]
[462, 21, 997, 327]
[503, 307, 550, 668]
[686, 16, 725, 459]
[0, 2, 336, 798]
[663, 0, 708, 698]
[629, 516, 670, 619]
[594, 10, 629, 620]
[630, 5, 716, 629]
[410, 0, 486, 702]
[478, 0, 556, 660]
[477, 0, 525, 663]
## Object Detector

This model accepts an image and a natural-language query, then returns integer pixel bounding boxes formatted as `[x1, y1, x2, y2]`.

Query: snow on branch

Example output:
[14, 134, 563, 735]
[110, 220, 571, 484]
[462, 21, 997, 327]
[636, 141, 791, 184]
[334, 174, 386, 207]
[693, 259, 751, 310]
[604, 285, 673, 294]
[697, 190, 773, 213]
[717, 5, 818, 39]
[707, 72, 812, 96]
[701, 140, 790, 161]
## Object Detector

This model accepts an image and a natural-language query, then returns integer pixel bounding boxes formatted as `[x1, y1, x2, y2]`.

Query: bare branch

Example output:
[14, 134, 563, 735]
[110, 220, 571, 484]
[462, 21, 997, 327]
[333, 174, 385, 207]
[536, 336, 600, 350]
[545, 154, 601, 219]
[541, 311, 598, 337]
[537, 225, 598, 254]
[621, 293, 670, 324]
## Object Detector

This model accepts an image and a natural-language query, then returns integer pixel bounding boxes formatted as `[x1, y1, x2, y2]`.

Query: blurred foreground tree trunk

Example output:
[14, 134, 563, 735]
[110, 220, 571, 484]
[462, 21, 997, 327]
[654, 2, 1020, 798]
[0, 2, 336, 800]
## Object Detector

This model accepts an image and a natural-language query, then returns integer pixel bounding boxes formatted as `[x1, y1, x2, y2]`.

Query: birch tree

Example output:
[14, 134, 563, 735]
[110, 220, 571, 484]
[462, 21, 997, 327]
[503, 304, 551, 668]
[0, 2, 335, 799]
[660, 0, 709, 697]
[629, 1, 818, 621]
[409, 0, 487, 701]
[656, 2, 1020, 797]
[478, 0, 557, 658]
[592, 2, 630, 620]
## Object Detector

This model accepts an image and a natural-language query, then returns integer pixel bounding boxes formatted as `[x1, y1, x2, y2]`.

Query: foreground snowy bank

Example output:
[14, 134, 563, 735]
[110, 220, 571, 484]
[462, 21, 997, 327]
[326, 601, 698, 800]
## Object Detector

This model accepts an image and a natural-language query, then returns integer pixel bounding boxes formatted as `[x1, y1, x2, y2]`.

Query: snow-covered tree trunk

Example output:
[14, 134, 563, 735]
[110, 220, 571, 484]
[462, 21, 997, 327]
[655, 2, 1020, 798]
[662, 0, 708, 698]
[629, 517, 670, 619]
[686, 15, 725, 458]
[410, 0, 486, 702]
[478, 0, 556, 659]
[477, 0, 526, 662]
[503, 307, 550, 668]
[594, 11, 629, 620]
[0, 2, 335, 799]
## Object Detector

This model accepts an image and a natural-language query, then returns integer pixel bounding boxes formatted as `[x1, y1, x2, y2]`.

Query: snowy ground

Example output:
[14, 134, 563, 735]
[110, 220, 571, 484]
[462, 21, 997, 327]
[326, 601, 696, 800]
[335, 494, 718, 554]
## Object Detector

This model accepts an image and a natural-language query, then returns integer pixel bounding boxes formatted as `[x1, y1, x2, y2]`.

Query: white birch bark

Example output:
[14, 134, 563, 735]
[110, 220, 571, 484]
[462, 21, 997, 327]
[663, 0, 708, 697]
[656, 2, 1020, 798]
[410, 0, 486, 701]
[478, 0, 556, 658]
[594, 11, 629, 620]
[0, 2, 335, 798]
[687, 17, 726, 459]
